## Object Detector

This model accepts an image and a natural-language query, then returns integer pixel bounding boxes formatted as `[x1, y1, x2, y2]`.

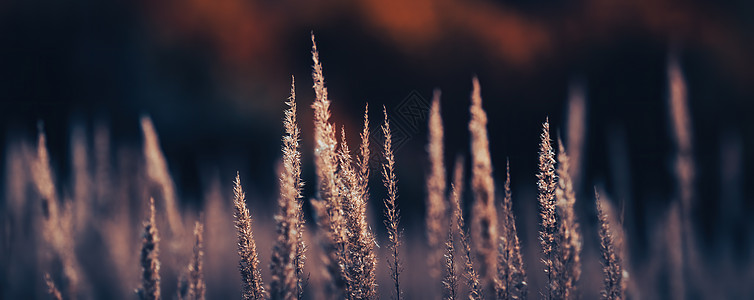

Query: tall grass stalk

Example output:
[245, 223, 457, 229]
[537, 118, 558, 299]
[426, 90, 448, 282]
[468, 78, 499, 291]
[382, 107, 403, 300]
[554, 137, 581, 299]
[233, 173, 267, 300]
[271, 76, 306, 300]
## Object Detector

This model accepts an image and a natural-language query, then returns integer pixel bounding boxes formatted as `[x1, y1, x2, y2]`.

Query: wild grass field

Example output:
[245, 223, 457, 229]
[1, 33, 752, 300]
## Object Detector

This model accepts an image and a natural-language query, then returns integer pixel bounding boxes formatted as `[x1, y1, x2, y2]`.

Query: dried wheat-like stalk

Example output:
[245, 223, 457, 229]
[358, 103, 376, 262]
[233, 173, 268, 300]
[468, 77, 499, 291]
[451, 160, 482, 300]
[190, 220, 206, 300]
[595, 190, 624, 300]
[310, 33, 347, 296]
[443, 219, 457, 300]
[668, 56, 701, 297]
[426, 90, 448, 281]
[495, 160, 527, 299]
[179, 219, 206, 300]
[382, 107, 403, 300]
[141, 116, 183, 235]
[336, 113, 378, 299]
[33, 129, 83, 299]
[565, 84, 586, 187]
[554, 138, 581, 299]
[32, 129, 58, 219]
[138, 197, 161, 300]
[271, 76, 307, 300]
[45, 273, 63, 300]
[358, 103, 371, 204]
[338, 127, 378, 299]
[537, 118, 558, 299]
[443, 158, 464, 300]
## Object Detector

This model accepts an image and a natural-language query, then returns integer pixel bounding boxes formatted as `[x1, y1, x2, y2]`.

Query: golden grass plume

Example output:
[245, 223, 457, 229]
[382, 106, 403, 300]
[554, 137, 582, 299]
[468, 77, 500, 291]
[426, 90, 448, 281]
[233, 173, 267, 300]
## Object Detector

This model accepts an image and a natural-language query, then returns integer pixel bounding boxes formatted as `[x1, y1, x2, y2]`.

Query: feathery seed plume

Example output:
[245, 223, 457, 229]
[141, 116, 183, 235]
[469, 77, 499, 290]
[382, 107, 402, 300]
[310, 33, 347, 296]
[450, 158, 482, 300]
[271, 76, 306, 300]
[138, 197, 161, 300]
[426, 90, 448, 282]
[596, 190, 624, 300]
[537, 118, 558, 299]
[495, 160, 527, 299]
[234, 173, 267, 300]
[554, 138, 581, 299]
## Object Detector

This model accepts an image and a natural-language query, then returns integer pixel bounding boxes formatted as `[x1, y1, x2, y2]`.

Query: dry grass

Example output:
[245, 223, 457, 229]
[138, 197, 161, 300]
[382, 106, 403, 300]
[141, 116, 183, 235]
[595, 189, 625, 300]
[309, 33, 347, 298]
[44, 273, 63, 300]
[495, 160, 527, 299]
[442, 157, 462, 300]
[12, 37, 734, 300]
[179, 220, 206, 300]
[537, 118, 558, 299]
[33, 129, 83, 299]
[233, 173, 267, 300]
[443, 210, 458, 300]
[450, 158, 483, 300]
[190, 220, 206, 300]
[426, 90, 447, 282]
[270, 76, 306, 300]
[345, 108, 379, 299]
[468, 77, 500, 292]
[554, 137, 582, 299]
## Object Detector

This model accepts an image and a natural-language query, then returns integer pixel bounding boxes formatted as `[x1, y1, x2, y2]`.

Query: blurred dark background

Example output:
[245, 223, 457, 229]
[1, 0, 753, 297]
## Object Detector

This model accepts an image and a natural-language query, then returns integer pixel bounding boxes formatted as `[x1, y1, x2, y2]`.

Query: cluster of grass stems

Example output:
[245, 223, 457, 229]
[18, 35, 714, 300]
